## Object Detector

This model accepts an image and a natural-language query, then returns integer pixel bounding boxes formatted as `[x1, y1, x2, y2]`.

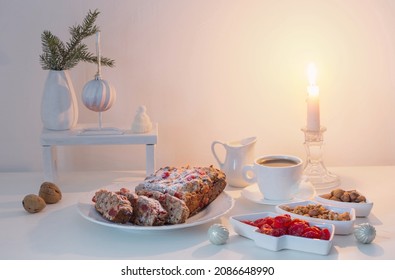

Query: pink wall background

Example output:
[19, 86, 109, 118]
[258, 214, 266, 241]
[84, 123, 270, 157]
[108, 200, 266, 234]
[1, 0, 395, 172]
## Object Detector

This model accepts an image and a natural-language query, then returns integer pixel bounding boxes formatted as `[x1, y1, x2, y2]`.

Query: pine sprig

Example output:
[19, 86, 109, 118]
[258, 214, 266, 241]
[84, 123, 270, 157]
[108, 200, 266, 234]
[39, 9, 115, 70]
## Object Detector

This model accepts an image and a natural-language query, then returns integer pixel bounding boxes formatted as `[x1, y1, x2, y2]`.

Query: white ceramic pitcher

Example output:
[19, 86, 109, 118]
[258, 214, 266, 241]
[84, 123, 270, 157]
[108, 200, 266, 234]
[211, 136, 257, 187]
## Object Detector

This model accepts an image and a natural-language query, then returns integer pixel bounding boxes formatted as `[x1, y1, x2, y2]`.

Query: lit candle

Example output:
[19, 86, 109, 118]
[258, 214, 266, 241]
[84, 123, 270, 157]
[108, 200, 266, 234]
[306, 63, 320, 131]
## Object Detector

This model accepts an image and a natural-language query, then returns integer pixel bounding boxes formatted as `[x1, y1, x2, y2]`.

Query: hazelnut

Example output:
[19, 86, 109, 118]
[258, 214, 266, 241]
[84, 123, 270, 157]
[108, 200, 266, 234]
[330, 196, 342, 201]
[341, 192, 351, 202]
[320, 193, 332, 200]
[22, 194, 46, 213]
[349, 190, 359, 201]
[355, 195, 367, 203]
[331, 189, 345, 199]
[39, 182, 62, 204]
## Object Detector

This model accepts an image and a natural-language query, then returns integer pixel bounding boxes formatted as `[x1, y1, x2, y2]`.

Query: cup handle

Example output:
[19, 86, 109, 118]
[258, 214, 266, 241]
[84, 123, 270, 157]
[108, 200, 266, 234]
[211, 141, 225, 167]
[291, 176, 307, 195]
[242, 164, 256, 184]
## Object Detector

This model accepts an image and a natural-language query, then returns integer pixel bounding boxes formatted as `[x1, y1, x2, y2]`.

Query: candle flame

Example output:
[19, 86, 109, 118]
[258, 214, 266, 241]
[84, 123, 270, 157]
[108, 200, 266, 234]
[307, 63, 317, 85]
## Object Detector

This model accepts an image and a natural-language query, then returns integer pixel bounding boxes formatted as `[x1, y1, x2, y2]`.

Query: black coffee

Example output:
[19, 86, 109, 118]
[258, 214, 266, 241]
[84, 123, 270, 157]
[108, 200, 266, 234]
[258, 158, 298, 167]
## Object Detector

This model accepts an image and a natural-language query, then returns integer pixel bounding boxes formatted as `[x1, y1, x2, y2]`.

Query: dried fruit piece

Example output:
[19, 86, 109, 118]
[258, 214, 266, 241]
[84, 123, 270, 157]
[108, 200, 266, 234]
[22, 194, 46, 213]
[39, 182, 62, 204]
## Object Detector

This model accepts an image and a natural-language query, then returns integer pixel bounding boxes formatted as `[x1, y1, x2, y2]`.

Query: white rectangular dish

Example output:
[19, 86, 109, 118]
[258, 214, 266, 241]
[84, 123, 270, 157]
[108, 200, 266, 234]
[230, 212, 334, 255]
[275, 200, 355, 235]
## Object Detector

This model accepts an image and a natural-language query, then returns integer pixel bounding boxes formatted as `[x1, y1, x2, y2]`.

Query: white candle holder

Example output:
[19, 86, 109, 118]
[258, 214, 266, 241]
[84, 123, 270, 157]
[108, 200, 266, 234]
[301, 126, 340, 189]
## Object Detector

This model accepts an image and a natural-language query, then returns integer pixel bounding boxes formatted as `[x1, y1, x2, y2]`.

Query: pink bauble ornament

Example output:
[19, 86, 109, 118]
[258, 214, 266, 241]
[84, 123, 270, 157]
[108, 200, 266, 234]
[82, 77, 116, 112]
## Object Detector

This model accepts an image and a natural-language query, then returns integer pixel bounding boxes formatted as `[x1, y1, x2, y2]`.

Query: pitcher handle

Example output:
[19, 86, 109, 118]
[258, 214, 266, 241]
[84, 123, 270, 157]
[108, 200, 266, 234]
[242, 164, 256, 184]
[211, 141, 225, 167]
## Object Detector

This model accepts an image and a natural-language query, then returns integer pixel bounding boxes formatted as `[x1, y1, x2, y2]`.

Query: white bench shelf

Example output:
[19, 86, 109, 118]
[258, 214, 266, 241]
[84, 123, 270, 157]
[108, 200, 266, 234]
[40, 123, 158, 181]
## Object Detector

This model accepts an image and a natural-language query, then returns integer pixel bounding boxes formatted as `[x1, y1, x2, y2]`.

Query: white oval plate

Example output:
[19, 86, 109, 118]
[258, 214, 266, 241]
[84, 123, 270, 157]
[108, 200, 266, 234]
[77, 184, 234, 232]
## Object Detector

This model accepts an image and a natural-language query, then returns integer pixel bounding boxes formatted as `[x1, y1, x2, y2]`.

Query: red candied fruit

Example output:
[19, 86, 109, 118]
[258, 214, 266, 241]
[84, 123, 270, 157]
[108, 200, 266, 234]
[241, 215, 331, 240]
[108, 208, 118, 217]
[253, 216, 274, 228]
[259, 224, 273, 235]
[271, 227, 287, 237]
[320, 228, 331, 240]
[301, 226, 322, 239]
[272, 214, 292, 229]
[288, 220, 310, 236]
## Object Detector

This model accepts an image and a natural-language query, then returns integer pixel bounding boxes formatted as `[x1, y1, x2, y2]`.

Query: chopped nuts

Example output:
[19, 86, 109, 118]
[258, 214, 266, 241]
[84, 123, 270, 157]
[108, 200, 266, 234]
[280, 204, 351, 221]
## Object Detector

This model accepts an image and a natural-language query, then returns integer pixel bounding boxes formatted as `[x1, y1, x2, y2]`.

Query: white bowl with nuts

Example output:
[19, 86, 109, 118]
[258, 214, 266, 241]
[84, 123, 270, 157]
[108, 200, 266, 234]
[314, 188, 373, 217]
[275, 200, 356, 235]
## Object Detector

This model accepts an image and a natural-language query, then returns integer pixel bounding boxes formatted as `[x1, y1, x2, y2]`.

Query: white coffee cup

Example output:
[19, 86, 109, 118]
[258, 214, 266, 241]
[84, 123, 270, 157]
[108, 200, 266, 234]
[242, 155, 303, 201]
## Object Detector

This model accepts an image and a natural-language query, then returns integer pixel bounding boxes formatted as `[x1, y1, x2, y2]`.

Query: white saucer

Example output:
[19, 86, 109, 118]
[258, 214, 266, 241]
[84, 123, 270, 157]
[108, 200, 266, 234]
[241, 180, 316, 206]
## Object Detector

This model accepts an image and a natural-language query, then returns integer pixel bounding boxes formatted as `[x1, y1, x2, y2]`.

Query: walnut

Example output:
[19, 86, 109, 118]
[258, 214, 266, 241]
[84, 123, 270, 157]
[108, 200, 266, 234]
[39, 182, 62, 204]
[22, 194, 46, 213]
[338, 212, 351, 221]
[308, 209, 319, 217]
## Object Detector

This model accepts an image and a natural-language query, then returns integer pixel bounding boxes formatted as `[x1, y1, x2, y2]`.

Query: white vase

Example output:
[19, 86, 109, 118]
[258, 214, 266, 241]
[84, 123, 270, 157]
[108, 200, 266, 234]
[41, 70, 78, 130]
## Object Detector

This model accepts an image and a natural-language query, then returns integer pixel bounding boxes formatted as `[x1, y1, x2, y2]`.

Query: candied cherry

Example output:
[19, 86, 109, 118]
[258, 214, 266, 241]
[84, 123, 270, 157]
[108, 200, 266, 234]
[301, 228, 321, 239]
[259, 224, 273, 235]
[254, 217, 274, 228]
[288, 221, 309, 236]
[271, 227, 287, 237]
[272, 214, 292, 229]
[320, 228, 331, 240]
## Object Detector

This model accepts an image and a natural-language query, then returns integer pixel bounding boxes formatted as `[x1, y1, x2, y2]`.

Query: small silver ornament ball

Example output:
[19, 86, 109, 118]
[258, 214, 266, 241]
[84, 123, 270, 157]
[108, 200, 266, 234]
[354, 223, 376, 244]
[208, 224, 229, 245]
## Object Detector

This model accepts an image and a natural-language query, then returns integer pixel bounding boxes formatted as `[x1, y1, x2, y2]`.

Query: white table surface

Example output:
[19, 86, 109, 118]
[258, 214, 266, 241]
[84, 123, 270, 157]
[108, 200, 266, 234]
[1, 166, 394, 260]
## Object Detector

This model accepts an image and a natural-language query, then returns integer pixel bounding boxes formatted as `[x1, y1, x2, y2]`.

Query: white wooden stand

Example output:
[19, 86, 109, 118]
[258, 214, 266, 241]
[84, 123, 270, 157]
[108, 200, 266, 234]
[40, 123, 158, 182]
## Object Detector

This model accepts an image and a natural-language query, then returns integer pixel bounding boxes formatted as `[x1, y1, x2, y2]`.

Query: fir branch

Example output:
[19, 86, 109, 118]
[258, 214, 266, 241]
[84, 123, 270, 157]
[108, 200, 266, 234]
[63, 9, 100, 66]
[39, 9, 115, 71]
[81, 54, 115, 67]
[39, 31, 66, 70]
